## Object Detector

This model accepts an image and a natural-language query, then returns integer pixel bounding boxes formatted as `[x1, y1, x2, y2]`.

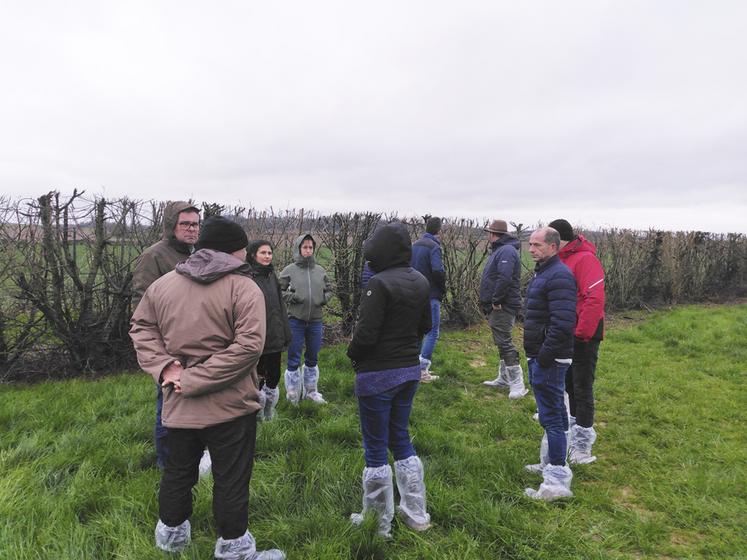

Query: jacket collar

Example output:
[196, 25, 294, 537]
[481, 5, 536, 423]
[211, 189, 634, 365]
[423, 232, 441, 245]
[248, 261, 274, 276]
[535, 254, 560, 274]
[559, 234, 596, 258]
[490, 233, 518, 251]
[168, 236, 193, 255]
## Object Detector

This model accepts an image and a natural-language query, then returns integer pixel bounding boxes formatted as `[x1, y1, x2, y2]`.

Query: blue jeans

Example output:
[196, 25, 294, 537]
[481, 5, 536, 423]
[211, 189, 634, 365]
[528, 358, 570, 466]
[419, 298, 441, 361]
[286, 317, 323, 370]
[357, 380, 419, 467]
[155, 384, 169, 469]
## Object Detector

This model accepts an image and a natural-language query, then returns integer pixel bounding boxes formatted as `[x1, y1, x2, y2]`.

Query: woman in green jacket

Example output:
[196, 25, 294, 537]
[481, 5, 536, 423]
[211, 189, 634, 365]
[278, 233, 333, 405]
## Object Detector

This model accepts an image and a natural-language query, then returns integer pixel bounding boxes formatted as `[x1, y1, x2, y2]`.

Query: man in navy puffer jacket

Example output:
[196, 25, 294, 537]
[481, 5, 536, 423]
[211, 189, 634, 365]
[522, 227, 577, 501]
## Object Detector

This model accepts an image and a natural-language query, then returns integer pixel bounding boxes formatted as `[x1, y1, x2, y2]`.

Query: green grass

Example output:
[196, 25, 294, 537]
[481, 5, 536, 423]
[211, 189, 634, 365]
[1, 304, 746, 559]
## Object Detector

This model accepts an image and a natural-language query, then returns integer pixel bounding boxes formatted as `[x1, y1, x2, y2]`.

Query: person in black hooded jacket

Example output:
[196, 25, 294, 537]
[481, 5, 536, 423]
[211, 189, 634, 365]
[246, 240, 291, 421]
[347, 221, 433, 538]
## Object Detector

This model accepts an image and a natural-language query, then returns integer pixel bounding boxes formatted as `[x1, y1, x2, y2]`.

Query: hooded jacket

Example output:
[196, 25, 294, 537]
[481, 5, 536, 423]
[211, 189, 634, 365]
[246, 258, 291, 355]
[411, 232, 446, 300]
[479, 234, 522, 314]
[347, 222, 432, 372]
[131, 201, 199, 311]
[278, 233, 333, 322]
[523, 255, 577, 367]
[558, 234, 605, 341]
[130, 249, 266, 429]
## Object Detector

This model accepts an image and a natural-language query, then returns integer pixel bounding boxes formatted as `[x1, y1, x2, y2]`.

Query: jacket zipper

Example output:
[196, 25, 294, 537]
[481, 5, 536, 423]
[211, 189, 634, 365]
[307, 268, 312, 321]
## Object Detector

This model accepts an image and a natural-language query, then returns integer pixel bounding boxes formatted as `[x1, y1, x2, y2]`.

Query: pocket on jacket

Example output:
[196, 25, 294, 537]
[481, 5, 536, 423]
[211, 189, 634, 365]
[160, 388, 174, 424]
[524, 328, 544, 347]
[309, 284, 326, 308]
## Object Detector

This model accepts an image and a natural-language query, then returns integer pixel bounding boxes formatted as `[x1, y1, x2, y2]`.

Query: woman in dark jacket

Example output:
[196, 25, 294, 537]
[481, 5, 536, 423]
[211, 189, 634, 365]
[247, 240, 291, 420]
[347, 221, 433, 538]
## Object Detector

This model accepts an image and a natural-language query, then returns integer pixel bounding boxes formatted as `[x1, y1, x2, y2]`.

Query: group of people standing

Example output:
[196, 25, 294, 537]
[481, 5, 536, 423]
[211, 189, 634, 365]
[129, 202, 605, 558]
[130, 205, 333, 559]
[477, 218, 605, 500]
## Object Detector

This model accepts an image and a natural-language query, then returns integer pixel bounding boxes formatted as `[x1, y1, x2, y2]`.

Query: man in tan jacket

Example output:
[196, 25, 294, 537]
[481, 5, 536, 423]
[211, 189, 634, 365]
[130, 216, 285, 559]
[132, 200, 200, 470]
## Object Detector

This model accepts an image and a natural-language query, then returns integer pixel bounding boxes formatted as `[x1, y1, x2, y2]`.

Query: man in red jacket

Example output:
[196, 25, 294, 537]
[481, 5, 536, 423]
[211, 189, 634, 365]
[549, 219, 605, 464]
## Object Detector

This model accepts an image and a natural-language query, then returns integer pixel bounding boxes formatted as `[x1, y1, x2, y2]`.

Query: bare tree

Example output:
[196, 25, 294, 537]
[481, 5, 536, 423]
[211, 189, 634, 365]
[2, 191, 746, 381]
[317, 212, 381, 336]
[440, 218, 490, 326]
[0, 197, 49, 379]
[13, 191, 137, 372]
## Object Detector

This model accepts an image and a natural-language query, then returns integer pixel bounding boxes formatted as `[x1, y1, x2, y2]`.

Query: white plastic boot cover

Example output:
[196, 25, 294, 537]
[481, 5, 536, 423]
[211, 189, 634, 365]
[394, 455, 432, 531]
[155, 519, 191, 553]
[262, 385, 280, 421]
[350, 465, 394, 538]
[214, 531, 286, 560]
[525, 433, 550, 473]
[258, 388, 266, 410]
[419, 356, 439, 382]
[303, 365, 327, 403]
[507, 364, 529, 399]
[284, 368, 302, 405]
[419, 355, 431, 373]
[525, 464, 573, 501]
[483, 360, 509, 387]
[199, 449, 212, 477]
[564, 391, 572, 424]
[569, 425, 597, 464]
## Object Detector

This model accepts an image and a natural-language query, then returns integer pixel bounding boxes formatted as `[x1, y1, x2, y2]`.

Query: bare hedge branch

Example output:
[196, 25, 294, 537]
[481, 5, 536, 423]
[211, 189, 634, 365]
[1, 192, 745, 382]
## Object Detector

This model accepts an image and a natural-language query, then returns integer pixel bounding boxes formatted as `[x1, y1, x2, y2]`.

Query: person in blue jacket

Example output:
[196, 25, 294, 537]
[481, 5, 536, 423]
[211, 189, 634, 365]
[479, 219, 528, 399]
[410, 216, 446, 382]
[522, 227, 577, 501]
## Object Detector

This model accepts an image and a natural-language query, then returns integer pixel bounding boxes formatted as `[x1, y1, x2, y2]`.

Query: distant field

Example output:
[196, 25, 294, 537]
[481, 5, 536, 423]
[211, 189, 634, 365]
[1, 304, 745, 559]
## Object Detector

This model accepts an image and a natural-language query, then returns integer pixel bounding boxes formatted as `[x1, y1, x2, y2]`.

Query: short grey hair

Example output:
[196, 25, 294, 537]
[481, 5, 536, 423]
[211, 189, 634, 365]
[544, 228, 561, 249]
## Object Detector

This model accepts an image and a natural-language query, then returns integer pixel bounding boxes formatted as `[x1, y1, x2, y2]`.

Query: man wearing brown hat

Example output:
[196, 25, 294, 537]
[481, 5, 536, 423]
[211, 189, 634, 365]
[130, 216, 285, 559]
[480, 219, 528, 399]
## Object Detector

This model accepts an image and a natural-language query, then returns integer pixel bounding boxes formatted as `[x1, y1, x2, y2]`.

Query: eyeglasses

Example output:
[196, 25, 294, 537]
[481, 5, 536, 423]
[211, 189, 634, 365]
[177, 221, 200, 230]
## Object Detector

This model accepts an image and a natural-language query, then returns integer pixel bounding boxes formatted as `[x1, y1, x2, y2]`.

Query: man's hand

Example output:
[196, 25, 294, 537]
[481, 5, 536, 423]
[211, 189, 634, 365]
[492, 303, 502, 311]
[161, 360, 183, 394]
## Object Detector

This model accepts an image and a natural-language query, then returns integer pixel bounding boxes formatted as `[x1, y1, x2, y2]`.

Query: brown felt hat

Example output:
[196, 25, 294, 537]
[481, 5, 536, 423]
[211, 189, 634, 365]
[484, 219, 508, 234]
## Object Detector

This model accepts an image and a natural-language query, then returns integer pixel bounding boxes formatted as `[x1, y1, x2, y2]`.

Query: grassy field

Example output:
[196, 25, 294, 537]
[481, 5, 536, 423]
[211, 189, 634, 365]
[1, 304, 745, 559]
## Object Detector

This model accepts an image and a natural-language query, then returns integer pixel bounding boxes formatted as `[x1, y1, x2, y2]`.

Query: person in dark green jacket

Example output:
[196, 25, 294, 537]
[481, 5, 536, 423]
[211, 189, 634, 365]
[278, 233, 333, 405]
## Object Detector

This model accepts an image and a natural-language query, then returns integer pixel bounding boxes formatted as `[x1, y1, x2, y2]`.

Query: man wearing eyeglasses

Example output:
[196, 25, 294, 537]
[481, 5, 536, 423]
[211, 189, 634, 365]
[132, 200, 200, 470]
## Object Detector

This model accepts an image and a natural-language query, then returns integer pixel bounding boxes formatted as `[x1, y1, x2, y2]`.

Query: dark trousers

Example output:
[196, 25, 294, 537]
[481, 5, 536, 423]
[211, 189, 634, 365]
[565, 338, 601, 428]
[155, 384, 169, 469]
[487, 309, 520, 366]
[257, 352, 282, 389]
[159, 413, 257, 539]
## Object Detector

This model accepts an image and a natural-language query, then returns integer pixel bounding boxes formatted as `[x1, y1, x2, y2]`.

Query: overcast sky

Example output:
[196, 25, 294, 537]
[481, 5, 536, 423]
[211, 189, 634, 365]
[1, 1, 745, 233]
